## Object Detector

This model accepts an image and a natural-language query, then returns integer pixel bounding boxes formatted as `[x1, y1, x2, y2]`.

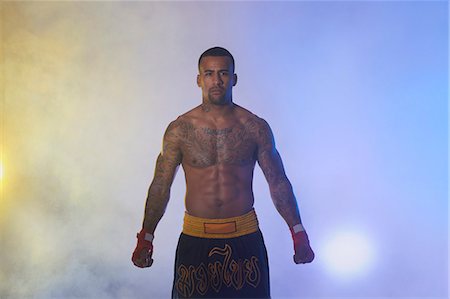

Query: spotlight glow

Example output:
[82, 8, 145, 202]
[322, 231, 375, 279]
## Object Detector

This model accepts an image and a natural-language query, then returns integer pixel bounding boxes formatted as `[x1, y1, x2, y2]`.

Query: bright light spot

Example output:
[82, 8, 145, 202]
[322, 231, 375, 279]
[0, 162, 3, 180]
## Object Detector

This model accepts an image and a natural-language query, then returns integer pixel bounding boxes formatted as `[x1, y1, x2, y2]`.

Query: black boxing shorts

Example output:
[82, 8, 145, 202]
[171, 209, 270, 298]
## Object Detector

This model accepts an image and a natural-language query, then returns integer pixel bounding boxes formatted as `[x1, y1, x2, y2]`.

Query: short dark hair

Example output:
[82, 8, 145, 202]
[198, 47, 235, 72]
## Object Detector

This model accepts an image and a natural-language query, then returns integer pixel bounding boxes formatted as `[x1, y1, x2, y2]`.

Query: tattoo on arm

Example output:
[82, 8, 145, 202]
[252, 117, 302, 227]
[142, 120, 182, 233]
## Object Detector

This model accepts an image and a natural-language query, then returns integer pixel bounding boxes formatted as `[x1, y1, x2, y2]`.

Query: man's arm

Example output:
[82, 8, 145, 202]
[132, 119, 182, 268]
[254, 117, 314, 264]
[254, 118, 300, 226]
[142, 120, 182, 233]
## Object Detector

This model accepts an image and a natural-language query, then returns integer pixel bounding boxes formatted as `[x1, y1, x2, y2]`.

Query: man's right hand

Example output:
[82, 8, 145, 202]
[132, 229, 154, 268]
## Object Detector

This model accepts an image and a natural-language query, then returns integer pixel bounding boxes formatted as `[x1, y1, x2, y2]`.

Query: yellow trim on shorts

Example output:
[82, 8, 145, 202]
[183, 209, 259, 239]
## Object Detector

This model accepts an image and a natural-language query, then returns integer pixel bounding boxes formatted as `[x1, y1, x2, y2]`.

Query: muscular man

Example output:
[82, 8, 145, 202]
[132, 47, 314, 298]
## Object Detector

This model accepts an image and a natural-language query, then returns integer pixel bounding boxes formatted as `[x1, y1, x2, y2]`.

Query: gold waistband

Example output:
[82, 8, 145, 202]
[183, 209, 259, 239]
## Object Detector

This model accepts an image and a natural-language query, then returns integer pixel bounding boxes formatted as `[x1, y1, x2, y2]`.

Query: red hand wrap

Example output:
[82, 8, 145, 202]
[290, 228, 310, 249]
[132, 229, 153, 262]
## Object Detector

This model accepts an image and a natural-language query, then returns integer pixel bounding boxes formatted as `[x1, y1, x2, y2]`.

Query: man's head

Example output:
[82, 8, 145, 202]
[198, 47, 235, 73]
[197, 47, 237, 106]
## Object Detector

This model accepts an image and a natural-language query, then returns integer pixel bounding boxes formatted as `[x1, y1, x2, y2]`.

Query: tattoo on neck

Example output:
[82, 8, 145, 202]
[201, 104, 211, 113]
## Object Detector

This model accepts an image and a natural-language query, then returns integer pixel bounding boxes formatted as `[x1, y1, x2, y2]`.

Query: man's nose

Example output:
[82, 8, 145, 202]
[213, 74, 223, 85]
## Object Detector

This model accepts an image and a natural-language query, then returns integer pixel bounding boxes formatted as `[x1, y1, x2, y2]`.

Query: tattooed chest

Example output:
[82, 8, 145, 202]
[180, 126, 257, 168]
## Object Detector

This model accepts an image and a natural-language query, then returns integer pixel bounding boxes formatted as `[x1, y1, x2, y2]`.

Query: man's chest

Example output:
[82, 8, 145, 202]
[180, 124, 257, 168]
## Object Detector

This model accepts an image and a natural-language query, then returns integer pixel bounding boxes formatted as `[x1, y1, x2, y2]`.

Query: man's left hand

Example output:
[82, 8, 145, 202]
[292, 231, 315, 264]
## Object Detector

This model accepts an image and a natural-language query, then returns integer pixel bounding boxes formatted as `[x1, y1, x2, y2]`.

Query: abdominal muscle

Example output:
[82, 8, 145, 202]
[182, 162, 255, 219]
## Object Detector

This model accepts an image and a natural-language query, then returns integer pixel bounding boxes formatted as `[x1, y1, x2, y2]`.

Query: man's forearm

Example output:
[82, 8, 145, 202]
[142, 178, 171, 234]
[270, 177, 302, 228]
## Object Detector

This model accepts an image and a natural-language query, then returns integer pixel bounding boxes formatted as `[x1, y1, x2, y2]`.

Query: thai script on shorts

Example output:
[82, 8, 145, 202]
[176, 244, 261, 297]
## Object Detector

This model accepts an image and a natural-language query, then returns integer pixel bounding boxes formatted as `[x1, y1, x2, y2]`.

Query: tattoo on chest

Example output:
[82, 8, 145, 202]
[202, 127, 233, 135]
[177, 121, 258, 168]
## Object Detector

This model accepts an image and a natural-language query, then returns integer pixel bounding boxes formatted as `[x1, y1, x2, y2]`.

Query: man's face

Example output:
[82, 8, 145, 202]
[197, 56, 237, 106]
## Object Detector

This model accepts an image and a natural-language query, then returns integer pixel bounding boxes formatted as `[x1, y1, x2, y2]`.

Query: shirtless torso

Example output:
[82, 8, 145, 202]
[132, 49, 314, 269]
[143, 103, 281, 228]
[178, 104, 262, 218]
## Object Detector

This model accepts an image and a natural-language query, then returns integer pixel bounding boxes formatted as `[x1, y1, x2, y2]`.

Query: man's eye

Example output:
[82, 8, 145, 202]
[205, 73, 212, 76]
[220, 72, 229, 76]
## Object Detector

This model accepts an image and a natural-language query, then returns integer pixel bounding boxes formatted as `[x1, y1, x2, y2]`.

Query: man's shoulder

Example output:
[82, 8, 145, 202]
[166, 104, 270, 131]
[233, 106, 270, 130]
[166, 116, 190, 131]
[234, 104, 267, 125]
[163, 106, 202, 135]
[173, 105, 203, 124]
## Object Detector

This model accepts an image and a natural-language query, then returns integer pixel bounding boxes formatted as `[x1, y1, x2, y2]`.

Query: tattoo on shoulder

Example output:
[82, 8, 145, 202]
[244, 116, 274, 151]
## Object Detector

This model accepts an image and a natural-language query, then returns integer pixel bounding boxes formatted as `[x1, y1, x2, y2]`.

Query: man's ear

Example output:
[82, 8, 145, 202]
[233, 74, 238, 86]
[197, 74, 201, 87]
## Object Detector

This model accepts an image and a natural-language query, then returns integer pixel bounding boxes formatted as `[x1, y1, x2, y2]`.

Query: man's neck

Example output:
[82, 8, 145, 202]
[201, 101, 235, 118]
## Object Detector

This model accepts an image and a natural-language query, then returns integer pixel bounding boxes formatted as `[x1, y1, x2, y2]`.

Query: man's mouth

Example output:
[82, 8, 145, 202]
[210, 88, 223, 94]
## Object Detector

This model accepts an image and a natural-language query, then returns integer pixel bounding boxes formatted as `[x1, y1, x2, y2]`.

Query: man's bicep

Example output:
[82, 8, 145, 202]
[149, 147, 181, 197]
[255, 118, 286, 184]
[152, 121, 183, 185]
[153, 152, 179, 184]
[258, 149, 287, 185]
[160, 140, 182, 173]
[165, 119, 184, 162]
